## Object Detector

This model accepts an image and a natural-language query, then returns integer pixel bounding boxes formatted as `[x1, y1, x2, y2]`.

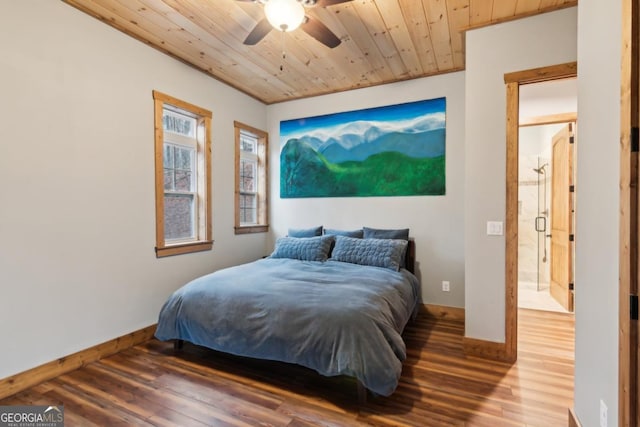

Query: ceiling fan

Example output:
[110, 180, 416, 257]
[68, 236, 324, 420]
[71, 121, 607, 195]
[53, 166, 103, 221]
[237, 0, 353, 48]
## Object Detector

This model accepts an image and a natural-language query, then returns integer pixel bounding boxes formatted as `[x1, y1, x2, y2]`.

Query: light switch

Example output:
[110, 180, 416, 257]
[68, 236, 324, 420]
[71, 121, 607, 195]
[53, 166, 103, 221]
[486, 221, 504, 236]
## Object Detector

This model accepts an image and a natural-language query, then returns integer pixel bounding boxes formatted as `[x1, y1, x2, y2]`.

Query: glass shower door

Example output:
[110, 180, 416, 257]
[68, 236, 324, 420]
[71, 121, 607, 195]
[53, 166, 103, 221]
[534, 157, 550, 291]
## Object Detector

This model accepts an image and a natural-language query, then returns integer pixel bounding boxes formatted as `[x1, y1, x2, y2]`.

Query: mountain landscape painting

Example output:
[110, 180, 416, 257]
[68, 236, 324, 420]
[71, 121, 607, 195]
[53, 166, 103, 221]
[280, 97, 446, 198]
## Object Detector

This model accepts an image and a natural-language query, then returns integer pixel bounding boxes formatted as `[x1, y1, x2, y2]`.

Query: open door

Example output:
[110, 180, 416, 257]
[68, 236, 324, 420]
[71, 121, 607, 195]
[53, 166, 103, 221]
[550, 123, 575, 312]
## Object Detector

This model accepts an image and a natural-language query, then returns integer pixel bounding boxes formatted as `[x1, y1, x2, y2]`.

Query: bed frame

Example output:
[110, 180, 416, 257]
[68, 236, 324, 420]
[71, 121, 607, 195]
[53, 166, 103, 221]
[406, 238, 416, 274]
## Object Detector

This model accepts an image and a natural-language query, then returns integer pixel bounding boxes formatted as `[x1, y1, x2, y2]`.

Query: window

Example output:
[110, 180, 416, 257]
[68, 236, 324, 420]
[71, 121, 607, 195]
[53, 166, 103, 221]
[153, 91, 212, 257]
[234, 121, 268, 234]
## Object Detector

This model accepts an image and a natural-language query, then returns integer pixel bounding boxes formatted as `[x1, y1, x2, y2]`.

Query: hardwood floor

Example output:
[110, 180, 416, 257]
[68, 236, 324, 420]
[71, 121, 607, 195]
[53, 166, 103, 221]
[0, 309, 574, 426]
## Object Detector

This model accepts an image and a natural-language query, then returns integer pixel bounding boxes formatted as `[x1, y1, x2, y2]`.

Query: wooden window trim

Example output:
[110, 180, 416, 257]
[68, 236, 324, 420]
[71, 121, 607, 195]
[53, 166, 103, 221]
[234, 121, 269, 235]
[235, 225, 269, 235]
[153, 90, 213, 257]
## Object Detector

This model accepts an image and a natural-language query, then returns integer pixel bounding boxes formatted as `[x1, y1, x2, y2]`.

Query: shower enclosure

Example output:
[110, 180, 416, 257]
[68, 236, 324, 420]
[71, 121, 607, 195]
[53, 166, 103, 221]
[533, 158, 550, 291]
[517, 144, 552, 297]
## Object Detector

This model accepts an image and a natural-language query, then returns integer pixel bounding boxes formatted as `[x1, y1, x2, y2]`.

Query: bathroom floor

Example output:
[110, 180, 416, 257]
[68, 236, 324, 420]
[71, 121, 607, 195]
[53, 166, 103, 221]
[518, 280, 570, 313]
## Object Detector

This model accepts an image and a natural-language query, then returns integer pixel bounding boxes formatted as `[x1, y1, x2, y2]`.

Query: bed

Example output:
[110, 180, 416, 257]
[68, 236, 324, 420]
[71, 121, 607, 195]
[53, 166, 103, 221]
[155, 228, 420, 397]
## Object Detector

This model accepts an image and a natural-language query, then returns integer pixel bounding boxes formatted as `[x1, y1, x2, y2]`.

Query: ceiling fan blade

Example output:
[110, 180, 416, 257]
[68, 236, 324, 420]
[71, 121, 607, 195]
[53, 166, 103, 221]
[243, 18, 272, 45]
[315, 0, 353, 7]
[300, 15, 341, 48]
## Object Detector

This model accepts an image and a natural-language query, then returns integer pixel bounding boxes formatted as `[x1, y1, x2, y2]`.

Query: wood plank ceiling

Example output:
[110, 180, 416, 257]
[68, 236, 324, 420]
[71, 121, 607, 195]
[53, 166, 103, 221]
[63, 0, 577, 104]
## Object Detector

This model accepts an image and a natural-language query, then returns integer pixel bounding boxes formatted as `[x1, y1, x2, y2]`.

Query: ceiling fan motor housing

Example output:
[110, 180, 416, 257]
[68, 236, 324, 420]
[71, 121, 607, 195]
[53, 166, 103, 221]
[258, 0, 318, 5]
[242, 0, 349, 48]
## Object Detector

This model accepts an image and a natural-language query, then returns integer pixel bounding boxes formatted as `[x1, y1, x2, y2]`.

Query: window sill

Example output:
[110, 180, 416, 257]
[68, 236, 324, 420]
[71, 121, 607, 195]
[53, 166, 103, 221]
[156, 240, 213, 258]
[234, 225, 269, 235]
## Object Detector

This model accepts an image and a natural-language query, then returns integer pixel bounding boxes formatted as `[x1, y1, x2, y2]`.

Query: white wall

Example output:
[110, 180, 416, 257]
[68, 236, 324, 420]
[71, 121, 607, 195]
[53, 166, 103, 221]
[519, 78, 578, 120]
[464, 8, 578, 342]
[575, 0, 621, 424]
[267, 72, 466, 307]
[0, 1, 268, 378]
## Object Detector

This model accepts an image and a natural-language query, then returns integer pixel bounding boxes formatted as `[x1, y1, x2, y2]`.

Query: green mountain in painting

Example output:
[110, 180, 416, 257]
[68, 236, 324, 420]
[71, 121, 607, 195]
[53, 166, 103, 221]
[280, 138, 445, 198]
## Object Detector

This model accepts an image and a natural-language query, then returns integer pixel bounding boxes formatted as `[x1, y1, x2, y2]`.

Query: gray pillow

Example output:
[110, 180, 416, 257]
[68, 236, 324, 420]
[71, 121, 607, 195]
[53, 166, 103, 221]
[363, 227, 409, 241]
[324, 228, 364, 238]
[331, 236, 408, 271]
[288, 226, 323, 238]
[270, 235, 334, 262]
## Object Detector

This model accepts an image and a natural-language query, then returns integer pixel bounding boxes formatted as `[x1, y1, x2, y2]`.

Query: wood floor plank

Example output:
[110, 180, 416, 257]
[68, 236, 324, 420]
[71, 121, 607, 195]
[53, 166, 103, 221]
[87, 363, 254, 427]
[0, 309, 574, 426]
[45, 381, 155, 427]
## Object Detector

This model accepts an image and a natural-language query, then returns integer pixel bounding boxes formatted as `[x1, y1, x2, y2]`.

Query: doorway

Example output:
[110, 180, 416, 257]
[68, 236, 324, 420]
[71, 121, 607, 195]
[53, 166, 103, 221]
[503, 62, 577, 362]
[517, 118, 575, 313]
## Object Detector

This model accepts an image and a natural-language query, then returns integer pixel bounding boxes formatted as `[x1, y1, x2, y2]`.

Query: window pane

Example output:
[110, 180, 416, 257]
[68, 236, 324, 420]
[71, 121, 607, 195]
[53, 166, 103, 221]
[242, 160, 255, 178]
[175, 146, 193, 171]
[163, 144, 174, 168]
[163, 168, 173, 190]
[174, 171, 192, 191]
[240, 159, 256, 192]
[164, 193, 195, 240]
[164, 144, 195, 191]
[163, 110, 196, 137]
[240, 194, 257, 224]
[240, 134, 257, 153]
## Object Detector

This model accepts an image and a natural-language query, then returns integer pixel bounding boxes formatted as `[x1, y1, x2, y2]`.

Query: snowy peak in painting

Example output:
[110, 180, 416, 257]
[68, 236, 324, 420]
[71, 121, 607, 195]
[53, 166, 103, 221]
[294, 113, 444, 149]
[291, 113, 445, 163]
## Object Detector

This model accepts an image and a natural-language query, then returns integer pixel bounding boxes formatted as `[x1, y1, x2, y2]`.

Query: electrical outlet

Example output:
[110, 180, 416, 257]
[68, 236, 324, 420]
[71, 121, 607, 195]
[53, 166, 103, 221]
[442, 281, 450, 292]
[600, 399, 607, 427]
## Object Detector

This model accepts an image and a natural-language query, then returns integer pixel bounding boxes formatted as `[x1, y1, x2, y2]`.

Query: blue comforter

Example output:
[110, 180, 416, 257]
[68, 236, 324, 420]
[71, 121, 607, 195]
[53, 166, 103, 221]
[155, 258, 420, 396]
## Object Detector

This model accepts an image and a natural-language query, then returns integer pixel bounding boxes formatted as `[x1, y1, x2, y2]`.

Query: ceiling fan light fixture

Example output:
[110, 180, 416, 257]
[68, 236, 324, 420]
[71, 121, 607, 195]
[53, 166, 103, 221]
[264, 0, 305, 32]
